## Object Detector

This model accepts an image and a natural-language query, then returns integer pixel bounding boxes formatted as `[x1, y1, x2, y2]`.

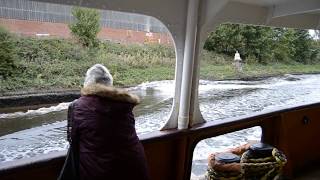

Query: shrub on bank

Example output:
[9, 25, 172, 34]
[99, 41, 175, 58]
[0, 27, 17, 79]
[69, 7, 101, 48]
[0, 36, 177, 93]
[15, 38, 90, 62]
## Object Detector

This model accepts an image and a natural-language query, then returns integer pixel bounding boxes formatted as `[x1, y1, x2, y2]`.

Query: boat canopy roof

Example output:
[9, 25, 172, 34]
[32, 0, 320, 130]
[33, 0, 320, 33]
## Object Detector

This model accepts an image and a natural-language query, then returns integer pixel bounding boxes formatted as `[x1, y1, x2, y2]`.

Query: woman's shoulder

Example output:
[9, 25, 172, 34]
[80, 84, 140, 105]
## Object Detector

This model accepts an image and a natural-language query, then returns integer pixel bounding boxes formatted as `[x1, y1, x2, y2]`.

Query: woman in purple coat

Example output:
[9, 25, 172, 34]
[69, 64, 149, 180]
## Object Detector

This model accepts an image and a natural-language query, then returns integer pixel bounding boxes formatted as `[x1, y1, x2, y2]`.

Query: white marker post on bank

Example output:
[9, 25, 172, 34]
[234, 50, 242, 73]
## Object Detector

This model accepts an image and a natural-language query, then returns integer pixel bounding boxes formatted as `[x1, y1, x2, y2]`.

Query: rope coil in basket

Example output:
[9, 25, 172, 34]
[206, 168, 243, 180]
[241, 148, 287, 179]
[206, 153, 243, 180]
[206, 144, 287, 180]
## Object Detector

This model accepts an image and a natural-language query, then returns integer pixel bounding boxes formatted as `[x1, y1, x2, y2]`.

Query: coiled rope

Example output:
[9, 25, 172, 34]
[207, 147, 287, 180]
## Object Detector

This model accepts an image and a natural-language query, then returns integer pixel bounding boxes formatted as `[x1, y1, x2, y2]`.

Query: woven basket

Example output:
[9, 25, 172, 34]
[206, 167, 243, 180]
[206, 153, 243, 180]
[241, 148, 287, 179]
[206, 144, 287, 180]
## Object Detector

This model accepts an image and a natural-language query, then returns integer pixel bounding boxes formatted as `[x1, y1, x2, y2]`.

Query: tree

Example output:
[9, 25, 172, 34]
[0, 27, 16, 79]
[204, 24, 274, 64]
[292, 29, 313, 64]
[240, 25, 274, 64]
[204, 24, 318, 64]
[69, 7, 101, 47]
[204, 24, 245, 57]
[272, 28, 296, 63]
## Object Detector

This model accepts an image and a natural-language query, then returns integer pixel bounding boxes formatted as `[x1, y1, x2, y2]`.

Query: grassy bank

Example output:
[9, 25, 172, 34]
[200, 63, 320, 80]
[1, 37, 320, 95]
[0, 38, 176, 94]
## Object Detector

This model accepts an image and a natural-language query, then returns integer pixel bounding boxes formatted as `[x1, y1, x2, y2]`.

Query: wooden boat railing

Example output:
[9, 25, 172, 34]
[1, 102, 320, 180]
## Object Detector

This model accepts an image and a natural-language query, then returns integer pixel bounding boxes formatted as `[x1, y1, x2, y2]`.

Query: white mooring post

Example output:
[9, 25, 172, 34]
[234, 50, 242, 73]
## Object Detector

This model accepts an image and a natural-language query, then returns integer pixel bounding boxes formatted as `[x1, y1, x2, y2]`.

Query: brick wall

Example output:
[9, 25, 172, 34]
[0, 18, 173, 45]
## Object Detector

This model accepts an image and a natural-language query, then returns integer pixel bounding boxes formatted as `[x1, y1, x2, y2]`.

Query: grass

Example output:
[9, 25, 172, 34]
[0, 38, 176, 94]
[0, 37, 320, 95]
[200, 62, 320, 80]
[0, 56, 174, 92]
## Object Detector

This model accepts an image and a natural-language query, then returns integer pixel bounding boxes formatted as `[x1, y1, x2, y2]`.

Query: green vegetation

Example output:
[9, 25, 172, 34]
[200, 59, 320, 80]
[0, 24, 320, 95]
[204, 24, 320, 64]
[0, 27, 16, 79]
[69, 7, 101, 47]
[0, 35, 175, 94]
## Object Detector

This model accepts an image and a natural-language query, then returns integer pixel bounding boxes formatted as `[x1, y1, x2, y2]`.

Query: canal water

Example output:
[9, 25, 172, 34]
[1, 74, 320, 177]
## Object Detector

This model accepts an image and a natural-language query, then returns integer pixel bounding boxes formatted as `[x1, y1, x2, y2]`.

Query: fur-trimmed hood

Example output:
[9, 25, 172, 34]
[81, 83, 140, 105]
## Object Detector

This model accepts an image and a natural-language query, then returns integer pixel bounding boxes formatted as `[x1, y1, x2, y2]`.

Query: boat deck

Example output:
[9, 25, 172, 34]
[190, 166, 320, 180]
[294, 168, 320, 180]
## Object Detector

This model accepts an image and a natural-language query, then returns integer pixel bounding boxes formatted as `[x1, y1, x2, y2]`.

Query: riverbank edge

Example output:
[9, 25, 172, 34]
[0, 91, 80, 109]
[1, 72, 319, 109]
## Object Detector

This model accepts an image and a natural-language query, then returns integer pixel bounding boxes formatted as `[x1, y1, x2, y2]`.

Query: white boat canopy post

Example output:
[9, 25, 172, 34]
[33, 0, 320, 129]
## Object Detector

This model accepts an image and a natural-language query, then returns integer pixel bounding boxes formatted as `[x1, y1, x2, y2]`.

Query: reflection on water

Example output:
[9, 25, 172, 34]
[1, 75, 320, 170]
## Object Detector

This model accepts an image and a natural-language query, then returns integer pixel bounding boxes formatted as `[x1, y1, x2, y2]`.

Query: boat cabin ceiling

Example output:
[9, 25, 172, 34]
[1, 0, 320, 180]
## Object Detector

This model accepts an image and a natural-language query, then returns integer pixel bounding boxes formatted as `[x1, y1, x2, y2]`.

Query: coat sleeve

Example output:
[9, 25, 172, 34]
[67, 100, 79, 144]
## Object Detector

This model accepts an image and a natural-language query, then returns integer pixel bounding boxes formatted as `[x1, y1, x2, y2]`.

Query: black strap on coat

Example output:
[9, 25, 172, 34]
[58, 100, 79, 180]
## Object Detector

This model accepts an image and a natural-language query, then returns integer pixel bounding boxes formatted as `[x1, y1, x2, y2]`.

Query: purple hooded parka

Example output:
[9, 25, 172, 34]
[69, 83, 149, 180]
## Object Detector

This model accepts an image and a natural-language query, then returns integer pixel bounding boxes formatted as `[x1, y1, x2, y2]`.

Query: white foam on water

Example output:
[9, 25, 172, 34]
[129, 80, 174, 95]
[199, 74, 320, 94]
[0, 120, 68, 162]
[192, 127, 262, 161]
[1, 74, 320, 168]
[0, 102, 70, 119]
[199, 80, 265, 92]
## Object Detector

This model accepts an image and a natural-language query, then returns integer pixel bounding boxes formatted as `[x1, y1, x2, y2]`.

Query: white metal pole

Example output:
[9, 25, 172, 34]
[178, 0, 199, 129]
